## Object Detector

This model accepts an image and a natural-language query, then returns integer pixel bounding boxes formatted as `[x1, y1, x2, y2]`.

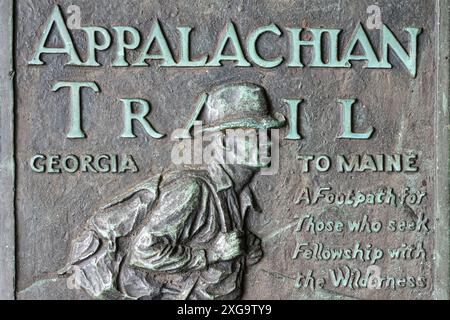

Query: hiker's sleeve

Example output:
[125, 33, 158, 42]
[129, 178, 209, 273]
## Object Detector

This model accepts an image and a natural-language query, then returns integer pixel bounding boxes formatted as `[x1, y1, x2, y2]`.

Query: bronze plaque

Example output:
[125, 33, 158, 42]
[0, 0, 448, 300]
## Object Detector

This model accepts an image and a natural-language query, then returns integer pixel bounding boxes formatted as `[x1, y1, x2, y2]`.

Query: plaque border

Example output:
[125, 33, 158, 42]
[434, 0, 449, 300]
[0, 0, 15, 300]
[0, 0, 448, 300]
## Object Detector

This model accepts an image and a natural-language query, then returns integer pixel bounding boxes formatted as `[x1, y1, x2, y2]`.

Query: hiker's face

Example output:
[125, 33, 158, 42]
[219, 129, 272, 169]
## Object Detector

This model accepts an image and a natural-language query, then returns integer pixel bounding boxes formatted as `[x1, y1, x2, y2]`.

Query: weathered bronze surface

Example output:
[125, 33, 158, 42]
[0, 0, 448, 300]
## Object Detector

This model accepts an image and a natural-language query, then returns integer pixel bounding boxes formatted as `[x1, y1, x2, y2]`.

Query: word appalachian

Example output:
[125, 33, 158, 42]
[30, 6, 422, 76]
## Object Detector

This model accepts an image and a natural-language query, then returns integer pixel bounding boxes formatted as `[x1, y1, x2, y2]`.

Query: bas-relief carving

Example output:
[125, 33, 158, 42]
[60, 83, 286, 300]
[8, 0, 448, 301]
